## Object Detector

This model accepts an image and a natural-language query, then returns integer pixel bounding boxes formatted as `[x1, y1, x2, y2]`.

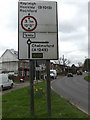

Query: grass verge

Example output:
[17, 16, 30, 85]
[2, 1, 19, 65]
[2, 81, 89, 118]
[84, 75, 90, 82]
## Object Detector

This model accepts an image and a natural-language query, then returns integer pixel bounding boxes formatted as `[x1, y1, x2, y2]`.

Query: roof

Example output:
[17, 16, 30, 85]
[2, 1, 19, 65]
[9, 49, 18, 59]
[0, 49, 18, 60]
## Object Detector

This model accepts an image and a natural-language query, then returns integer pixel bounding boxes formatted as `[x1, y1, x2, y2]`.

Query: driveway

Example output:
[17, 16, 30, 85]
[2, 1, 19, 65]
[51, 73, 88, 114]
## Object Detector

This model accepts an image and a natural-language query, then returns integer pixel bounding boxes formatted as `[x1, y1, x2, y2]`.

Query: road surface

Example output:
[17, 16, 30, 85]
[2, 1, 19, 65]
[51, 73, 89, 114]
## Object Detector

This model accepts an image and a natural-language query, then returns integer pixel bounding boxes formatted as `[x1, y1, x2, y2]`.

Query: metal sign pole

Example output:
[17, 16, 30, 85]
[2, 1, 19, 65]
[34, 60, 36, 85]
[29, 60, 34, 116]
[27, 39, 34, 116]
[46, 60, 51, 116]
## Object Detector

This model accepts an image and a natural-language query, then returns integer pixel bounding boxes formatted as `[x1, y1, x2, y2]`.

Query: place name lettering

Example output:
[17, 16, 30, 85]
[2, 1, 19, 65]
[20, 2, 36, 6]
[31, 44, 54, 52]
[19, 2, 52, 13]
[32, 44, 54, 48]
[19, 2, 37, 13]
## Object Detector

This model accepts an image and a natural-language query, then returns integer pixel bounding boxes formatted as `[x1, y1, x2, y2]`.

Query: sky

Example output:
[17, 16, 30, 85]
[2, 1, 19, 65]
[0, 0, 89, 66]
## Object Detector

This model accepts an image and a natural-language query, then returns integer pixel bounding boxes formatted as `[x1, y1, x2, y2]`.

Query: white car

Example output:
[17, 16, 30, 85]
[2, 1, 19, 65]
[67, 73, 73, 77]
[50, 70, 57, 79]
[0, 74, 13, 90]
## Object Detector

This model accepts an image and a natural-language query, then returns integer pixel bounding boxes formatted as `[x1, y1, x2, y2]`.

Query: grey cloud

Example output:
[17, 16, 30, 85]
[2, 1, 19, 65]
[58, 1, 88, 34]
[59, 12, 87, 34]
[6, 14, 18, 31]
[61, 0, 89, 5]
[0, 1, 18, 32]
[59, 22, 78, 33]
[60, 30, 87, 42]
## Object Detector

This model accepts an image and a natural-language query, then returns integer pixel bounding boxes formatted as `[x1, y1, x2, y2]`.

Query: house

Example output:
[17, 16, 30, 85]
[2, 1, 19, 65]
[0, 49, 29, 76]
[0, 49, 18, 74]
[50, 62, 66, 74]
[0, 49, 49, 78]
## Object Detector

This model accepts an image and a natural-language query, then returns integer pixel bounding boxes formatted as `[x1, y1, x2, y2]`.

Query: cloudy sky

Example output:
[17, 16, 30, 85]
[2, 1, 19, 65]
[0, 0, 89, 66]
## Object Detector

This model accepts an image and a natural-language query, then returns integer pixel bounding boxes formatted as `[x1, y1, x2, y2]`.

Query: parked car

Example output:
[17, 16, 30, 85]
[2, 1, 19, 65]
[77, 71, 82, 75]
[0, 74, 13, 91]
[67, 73, 73, 77]
[50, 70, 57, 79]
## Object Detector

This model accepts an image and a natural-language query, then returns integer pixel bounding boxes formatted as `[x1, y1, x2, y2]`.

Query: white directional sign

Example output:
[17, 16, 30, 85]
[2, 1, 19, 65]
[18, 0, 58, 60]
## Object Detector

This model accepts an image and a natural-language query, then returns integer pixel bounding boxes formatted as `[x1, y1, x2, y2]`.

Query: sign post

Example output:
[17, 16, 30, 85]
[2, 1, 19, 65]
[46, 60, 51, 116]
[29, 60, 34, 116]
[18, 0, 58, 116]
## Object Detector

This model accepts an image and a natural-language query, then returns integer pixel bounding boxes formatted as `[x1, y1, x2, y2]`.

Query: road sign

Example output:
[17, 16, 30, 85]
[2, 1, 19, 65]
[21, 16, 37, 31]
[18, 1, 58, 60]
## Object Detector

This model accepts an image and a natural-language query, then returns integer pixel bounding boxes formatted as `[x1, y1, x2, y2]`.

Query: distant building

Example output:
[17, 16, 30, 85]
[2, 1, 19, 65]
[50, 62, 66, 74]
[0, 49, 47, 77]
[0, 49, 18, 74]
[0, 49, 29, 76]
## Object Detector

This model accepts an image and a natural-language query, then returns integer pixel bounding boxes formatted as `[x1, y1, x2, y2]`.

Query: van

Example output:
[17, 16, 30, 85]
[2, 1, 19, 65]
[50, 70, 57, 79]
[0, 74, 13, 90]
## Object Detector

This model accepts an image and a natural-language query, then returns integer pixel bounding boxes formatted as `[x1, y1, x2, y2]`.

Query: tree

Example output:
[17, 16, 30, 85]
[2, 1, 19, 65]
[61, 55, 71, 66]
[78, 62, 82, 67]
[56, 55, 71, 66]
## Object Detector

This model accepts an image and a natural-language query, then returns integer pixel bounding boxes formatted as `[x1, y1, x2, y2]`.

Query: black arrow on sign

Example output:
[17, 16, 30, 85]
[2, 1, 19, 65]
[27, 39, 49, 58]
[31, 41, 49, 44]
[27, 39, 31, 58]
[27, 39, 49, 44]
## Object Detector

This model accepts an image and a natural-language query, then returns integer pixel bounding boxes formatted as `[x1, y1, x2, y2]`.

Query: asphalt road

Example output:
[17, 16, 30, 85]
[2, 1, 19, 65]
[51, 73, 88, 114]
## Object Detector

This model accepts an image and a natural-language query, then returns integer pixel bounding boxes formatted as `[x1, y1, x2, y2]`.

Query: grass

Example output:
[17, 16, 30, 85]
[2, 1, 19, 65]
[13, 79, 29, 83]
[84, 75, 90, 82]
[2, 81, 89, 118]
